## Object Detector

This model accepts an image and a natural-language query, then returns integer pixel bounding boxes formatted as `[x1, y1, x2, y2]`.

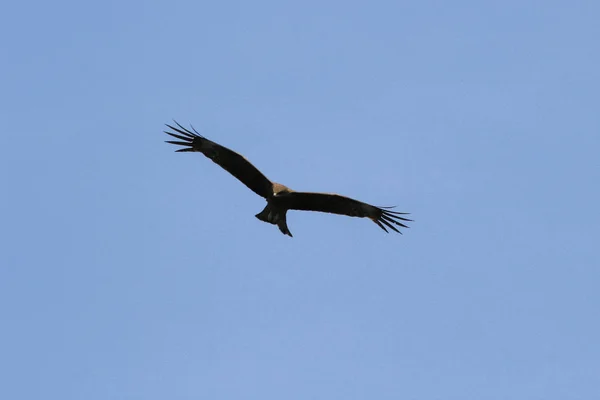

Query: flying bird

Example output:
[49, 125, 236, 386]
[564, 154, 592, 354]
[165, 122, 411, 237]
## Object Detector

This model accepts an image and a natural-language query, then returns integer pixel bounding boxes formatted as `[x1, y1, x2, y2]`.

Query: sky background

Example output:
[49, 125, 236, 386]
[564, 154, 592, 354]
[1, 1, 599, 399]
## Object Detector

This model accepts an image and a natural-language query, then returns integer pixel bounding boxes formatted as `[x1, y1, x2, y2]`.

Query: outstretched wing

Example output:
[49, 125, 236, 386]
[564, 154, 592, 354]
[284, 192, 411, 233]
[165, 121, 274, 199]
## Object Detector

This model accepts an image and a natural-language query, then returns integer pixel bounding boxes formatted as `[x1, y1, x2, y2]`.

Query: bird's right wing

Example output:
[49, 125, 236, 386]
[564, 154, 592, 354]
[165, 122, 273, 199]
[284, 192, 411, 233]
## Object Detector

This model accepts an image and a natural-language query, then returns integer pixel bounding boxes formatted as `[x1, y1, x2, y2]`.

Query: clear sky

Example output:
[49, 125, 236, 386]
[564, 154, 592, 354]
[2, 1, 599, 399]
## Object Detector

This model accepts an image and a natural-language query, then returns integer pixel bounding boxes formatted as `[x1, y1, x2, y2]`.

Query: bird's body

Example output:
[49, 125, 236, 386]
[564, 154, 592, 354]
[165, 122, 411, 237]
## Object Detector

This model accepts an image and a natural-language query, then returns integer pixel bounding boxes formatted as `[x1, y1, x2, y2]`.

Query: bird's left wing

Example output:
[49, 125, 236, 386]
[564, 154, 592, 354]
[165, 122, 274, 199]
[284, 192, 411, 233]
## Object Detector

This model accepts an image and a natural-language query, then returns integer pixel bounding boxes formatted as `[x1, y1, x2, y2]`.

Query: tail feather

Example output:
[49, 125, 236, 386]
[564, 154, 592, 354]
[255, 204, 293, 237]
[255, 207, 271, 223]
[277, 219, 293, 237]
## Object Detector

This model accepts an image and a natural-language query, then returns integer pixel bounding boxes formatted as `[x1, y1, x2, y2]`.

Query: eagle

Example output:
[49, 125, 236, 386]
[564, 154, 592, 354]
[165, 122, 411, 237]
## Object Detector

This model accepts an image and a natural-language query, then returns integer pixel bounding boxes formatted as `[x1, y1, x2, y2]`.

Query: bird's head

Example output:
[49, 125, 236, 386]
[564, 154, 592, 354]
[272, 183, 292, 197]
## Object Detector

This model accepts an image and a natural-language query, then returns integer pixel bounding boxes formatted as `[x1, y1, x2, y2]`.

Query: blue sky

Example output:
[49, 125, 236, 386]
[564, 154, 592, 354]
[2, 1, 599, 399]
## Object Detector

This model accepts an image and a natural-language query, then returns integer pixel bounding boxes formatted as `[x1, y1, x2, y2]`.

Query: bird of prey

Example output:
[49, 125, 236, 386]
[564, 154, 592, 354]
[165, 122, 411, 237]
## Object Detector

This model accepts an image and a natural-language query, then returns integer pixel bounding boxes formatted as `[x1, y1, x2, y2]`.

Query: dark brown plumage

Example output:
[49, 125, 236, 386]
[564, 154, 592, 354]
[165, 121, 411, 237]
